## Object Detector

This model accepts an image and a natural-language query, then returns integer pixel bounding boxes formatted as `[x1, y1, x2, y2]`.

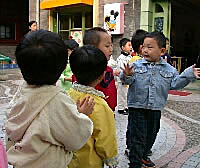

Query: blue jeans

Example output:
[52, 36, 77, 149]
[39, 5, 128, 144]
[128, 108, 161, 168]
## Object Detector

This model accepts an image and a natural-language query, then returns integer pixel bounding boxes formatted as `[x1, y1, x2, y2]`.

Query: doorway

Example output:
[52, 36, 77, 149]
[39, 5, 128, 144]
[171, 0, 200, 67]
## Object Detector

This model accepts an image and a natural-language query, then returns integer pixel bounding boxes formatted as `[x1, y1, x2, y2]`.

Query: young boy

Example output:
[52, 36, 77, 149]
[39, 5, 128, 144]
[116, 38, 132, 115]
[67, 45, 118, 168]
[83, 27, 117, 112]
[161, 37, 172, 65]
[120, 31, 200, 168]
[129, 29, 147, 64]
[5, 30, 95, 168]
[59, 39, 79, 91]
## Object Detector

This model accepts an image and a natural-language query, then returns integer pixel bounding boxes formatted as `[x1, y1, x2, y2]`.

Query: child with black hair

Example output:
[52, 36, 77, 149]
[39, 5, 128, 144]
[161, 37, 172, 65]
[59, 39, 79, 91]
[68, 45, 118, 168]
[5, 30, 94, 168]
[121, 31, 200, 168]
[82, 27, 117, 112]
[129, 29, 148, 64]
[116, 38, 132, 115]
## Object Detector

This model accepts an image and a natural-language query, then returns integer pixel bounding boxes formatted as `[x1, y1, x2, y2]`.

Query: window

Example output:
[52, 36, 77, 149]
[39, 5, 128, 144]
[0, 24, 15, 40]
[72, 14, 82, 28]
[154, 17, 164, 32]
[155, 4, 164, 13]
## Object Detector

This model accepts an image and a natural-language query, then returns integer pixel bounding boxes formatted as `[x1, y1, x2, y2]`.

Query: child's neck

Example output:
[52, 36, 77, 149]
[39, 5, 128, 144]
[121, 51, 130, 56]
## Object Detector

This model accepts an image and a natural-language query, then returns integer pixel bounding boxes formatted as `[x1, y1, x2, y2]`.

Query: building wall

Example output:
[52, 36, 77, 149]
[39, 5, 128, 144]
[29, 0, 49, 30]
[98, 0, 141, 60]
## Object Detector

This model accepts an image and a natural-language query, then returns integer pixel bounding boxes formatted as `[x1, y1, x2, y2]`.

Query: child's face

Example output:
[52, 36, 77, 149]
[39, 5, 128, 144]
[98, 32, 113, 61]
[122, 41, 132, 54]
[142, 37, 166, 62]
[166, 39, 169, 51]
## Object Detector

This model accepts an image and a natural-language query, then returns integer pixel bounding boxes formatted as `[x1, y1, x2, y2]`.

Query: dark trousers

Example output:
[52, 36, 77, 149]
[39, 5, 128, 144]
[128, 108, 161, 168]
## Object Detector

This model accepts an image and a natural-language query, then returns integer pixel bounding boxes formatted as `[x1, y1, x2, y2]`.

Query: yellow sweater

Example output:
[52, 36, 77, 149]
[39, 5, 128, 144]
[129, 53, 142, 64]
[68, 83, 118, 168]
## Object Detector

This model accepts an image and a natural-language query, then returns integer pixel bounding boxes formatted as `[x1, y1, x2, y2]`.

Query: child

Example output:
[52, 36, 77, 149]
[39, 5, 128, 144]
[116, 38, 132, 115]
[129, 29, 147, 64]
[67, 45, 118, 168]
[0, 139, 8, 168]
[83, 27, 117, 112]
[161, 37, 172, 65]
[5, 30, 95, 168]
[120, 31, 200, 168]
[59, 39, 79, 91]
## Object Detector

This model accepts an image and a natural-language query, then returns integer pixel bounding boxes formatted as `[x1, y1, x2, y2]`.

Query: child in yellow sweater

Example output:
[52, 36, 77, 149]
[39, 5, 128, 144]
[68, 45, 119, 168]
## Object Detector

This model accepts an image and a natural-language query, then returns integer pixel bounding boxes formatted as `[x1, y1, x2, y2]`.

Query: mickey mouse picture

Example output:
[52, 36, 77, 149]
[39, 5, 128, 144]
[105, 10, 119, 31]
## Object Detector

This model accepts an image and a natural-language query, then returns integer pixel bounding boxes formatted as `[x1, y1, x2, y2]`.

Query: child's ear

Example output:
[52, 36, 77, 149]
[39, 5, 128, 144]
[98, 71, 106, 81]
[160, 48, 166, 56]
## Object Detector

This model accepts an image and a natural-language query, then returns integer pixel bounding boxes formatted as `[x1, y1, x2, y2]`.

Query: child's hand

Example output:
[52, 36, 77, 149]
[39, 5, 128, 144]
[121, 63, 134, 76]
[113, 69, 120, 76]
[192, 64, 200, 79]
[77, 96, 95, 116]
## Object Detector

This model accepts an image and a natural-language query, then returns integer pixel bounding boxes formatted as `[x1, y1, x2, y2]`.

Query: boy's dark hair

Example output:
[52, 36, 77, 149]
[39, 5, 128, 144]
[83, 27, 108, 47]
[15, 29, 68, 85]
[131, 29, 147, 53]
[64, 39, 79, 50]
[70, 45, 107, 85]
[145, 31, 166, 48]
[120, 38, 130, 49]
[29, 21, 37, 27]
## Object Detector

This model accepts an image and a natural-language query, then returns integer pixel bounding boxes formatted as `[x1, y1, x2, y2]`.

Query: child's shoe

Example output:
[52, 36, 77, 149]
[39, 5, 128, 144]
[124, 148, 129, 157]
[118, 110, 128, 115]
[147, 150, 153, 156]
[141, 157, 156, 168]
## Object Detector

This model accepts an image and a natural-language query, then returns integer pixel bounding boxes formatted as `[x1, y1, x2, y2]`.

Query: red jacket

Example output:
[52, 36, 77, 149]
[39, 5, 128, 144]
[72, 66, 117, 111]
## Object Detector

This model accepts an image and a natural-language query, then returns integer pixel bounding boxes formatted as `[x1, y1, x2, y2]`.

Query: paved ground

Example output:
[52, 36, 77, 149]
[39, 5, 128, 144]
[1, 69, 200, 168]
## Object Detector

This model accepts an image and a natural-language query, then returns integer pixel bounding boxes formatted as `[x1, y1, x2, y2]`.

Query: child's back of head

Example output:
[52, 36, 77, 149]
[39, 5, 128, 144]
[83, 27, 108, 47]
[64, 39, 79, 50]
[70, 45, 107, 86]
[16, 29, 68, 85]
[131, 29, 148, 54]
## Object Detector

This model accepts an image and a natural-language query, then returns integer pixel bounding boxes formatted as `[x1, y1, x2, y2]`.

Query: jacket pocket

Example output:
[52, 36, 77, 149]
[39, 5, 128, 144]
[159, 70, 173, 85]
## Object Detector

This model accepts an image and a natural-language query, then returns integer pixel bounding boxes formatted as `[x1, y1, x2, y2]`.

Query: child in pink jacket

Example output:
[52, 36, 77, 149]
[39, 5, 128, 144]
[0, 139, 8, 168]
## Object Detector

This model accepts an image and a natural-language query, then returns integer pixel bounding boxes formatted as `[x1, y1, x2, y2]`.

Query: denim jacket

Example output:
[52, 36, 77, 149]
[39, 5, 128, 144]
[120, 58, 196, 110]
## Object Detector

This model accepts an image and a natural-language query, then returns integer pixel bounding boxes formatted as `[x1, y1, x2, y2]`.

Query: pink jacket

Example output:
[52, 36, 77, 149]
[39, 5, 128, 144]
[0, 139, 8, 168]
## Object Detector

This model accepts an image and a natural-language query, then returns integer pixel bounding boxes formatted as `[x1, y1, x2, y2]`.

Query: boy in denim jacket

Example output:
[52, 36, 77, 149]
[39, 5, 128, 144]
[120, 31, 200, 168]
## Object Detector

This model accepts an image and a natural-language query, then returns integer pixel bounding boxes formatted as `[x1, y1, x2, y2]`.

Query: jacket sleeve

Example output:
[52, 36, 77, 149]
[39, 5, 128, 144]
[170, 66, 196, 90]
[48, 92, 93, 151]
[91, 103, 119, 167]
[120, 69, 135, 85]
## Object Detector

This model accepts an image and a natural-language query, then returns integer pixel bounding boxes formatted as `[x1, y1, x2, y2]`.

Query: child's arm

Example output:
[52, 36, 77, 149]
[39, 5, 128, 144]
[91, 105, 119, 168]
[49, 94, 93, 151]
[171, 64, 200, 90]
[120, 63, 135, 85]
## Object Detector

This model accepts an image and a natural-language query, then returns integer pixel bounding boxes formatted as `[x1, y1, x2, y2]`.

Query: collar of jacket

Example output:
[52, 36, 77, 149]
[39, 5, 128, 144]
[141, 57, 167, 65]
[121, 51, 130, 56]
[72, 82, 106, 98]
